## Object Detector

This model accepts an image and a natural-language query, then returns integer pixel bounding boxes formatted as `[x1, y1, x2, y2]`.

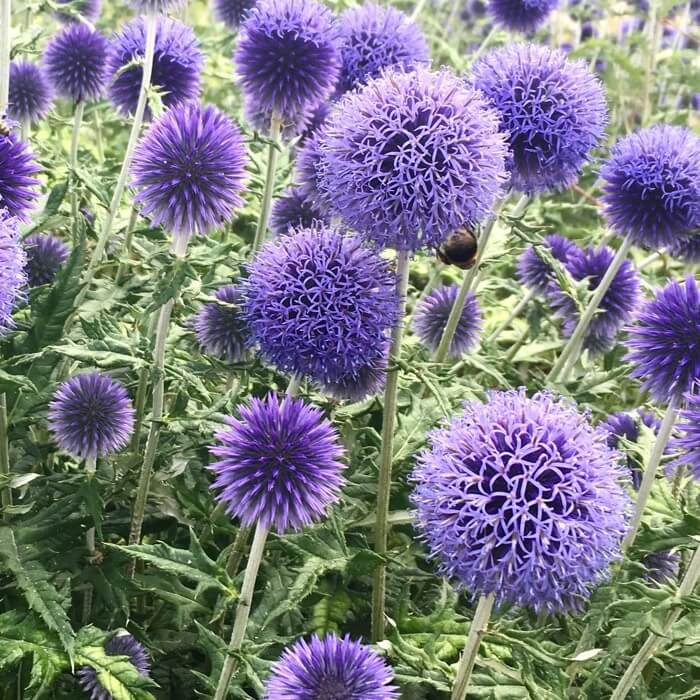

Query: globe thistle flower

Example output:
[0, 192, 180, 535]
[625, 275, 700, 404]
[54, 0, 101, 23]
[413, 286, 482, 359]
[234, 0, 340, 123]
[0, 211, 27, 333]
[192, 285, 247, 362]
[209, 393, 345, 532]
[269, 187, 328, 236]
[642, 550, 680, 586]
[264, 634, 398, 700]
[336, 4, 429, 94]
[23, 234, 69, 287]
[487, 0, 560, 34]
[0, 134, 41, 222]
[320, 67, 508, 251]
[669, 389, 700, 479]
[43, 23, 111, 102]
[130, 102, 248, 252]
[472, 44, 607, 194]
[669, 233, 700, 264]
[77, 632, 151, 700]
[412, 389, 630, 613]
[7, 60, 54, 125]
[108, 17, 204, 119]
[48, 373, 135, 460]
[516, 233, 580, 294]
[317, 341, 388, 403]
[299, 100, 330, 143]
[294, 130, 327, 208]
[213, 0, 257, 29]
[243, 226, 400, 385]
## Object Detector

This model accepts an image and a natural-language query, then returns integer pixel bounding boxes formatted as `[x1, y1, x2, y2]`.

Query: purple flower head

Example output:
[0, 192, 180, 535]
[625, 275, 700, 404]
[294, 129, 327, 208]
[642, 550, 680, 587]
[108, 17, 203, 119]
[669, 232, 700, 264]
[243, 226, 400, 385]
[77, 632, 151, 700]
[48, 373, 135, 460]
[234, 0, 340, 122]
[669, 388, 700, 480]
[243, 95, 313, 141]
[0, 134, 41, 222]
[8, 61, 54, 125]
[548, 244, 640, 355]
[299, 100, 330, 143]
[600, 126, 700, 248]
[269, 187, 328, 236]
[131, 102, 248, 250]
[213, 0, 257, 29]
[336, 4, 429, 94]
[487, 0, 560, 33]
[320, 67, 508, 251]
[412, 389, 631, 613]
[54, 0, 101, 23]
[192, 285, 247, 362]
[209, 393, 345, 532]
[517, 233, 580, 294]
[264, 634, 398, 700]
[24, 234, 69, 287]
[128, 0, 186, 12]
[0, 211, 27, 333]
[413, 286, 482, 358]
[472, 44, 607, 194]
[43, 23, 110, 102]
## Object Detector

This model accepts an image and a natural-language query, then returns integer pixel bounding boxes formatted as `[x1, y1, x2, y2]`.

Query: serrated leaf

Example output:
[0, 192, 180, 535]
[76, 645, 157, 700]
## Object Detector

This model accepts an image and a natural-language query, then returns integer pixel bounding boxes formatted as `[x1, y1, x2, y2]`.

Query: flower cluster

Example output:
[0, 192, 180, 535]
[8, 61, 54, 125]
[23, 234, 69, 287]
[192, 285, 247, 362]
[517, 234, 580, 294]
[0, 211, 27, 333]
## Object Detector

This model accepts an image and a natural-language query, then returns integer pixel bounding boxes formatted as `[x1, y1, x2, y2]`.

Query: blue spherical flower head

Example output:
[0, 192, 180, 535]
[24, 234, 69, 287]
[209, 393, 345, 532]
[642, 550, 680, 587]
[413, 286, 482, 358]
[517, 233, 580, 294]
[131, 102, 248, 253]
[44, 23, 110, 102]
[320, 67, 508, 251]
[412, 389, 631, 613]
[472, 44, 607, 194]
[294, 129, 327, 209]
[336, 4, 429, 94]
[192, 285, 247, 362]
[600, 126, 700, 248]
[48, 373, 135, 460]
[8, 61, 54, 125]
[235, 0, 340, 122]
[625, 275, 700, 404]
[669, 232, 700, 264]
[264, 634, 398, 700]
[54, 0, 101, 23]
[669, 388, 700, 480]
[213, 0, 257, 29]
[0, 134, 41, 222]
[487, 0, 560, 34]
[108, 17, 203, 119]
[243, 226, 400, 385]
[0, 211, 27, 333]
[270, 187, 328, 236]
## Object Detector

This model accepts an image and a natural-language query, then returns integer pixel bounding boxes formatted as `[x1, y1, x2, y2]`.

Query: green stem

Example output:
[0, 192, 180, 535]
[557, 335, 584, 385]
[371, 250, 411, 643]
[642, 0, 660, 125]
[20, 118, 29, 142]
[225, 526, 251, 578]
[0, 0, 10, 114]
[115, 205, 140, 285]
[251, 115, 282, 254]
[82, 454, 97, 624]
[130, 312, 158, 453]
[70, 101, 85, 235]
[671, 464, 686, 500]
[0, 394, 12, 519]
[93, 109, 104, 164]
[285, 373, 301, 397]
[485, 288, 535, 344]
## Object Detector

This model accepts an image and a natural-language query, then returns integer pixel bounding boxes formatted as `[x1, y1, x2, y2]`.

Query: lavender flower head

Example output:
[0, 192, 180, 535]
[269, 186, 328, 236]
[8, 61, 54, 125]
[234, 0, 340, 122]
[642, 551, 680, 587]
[24, 234, 69, 287]
[213, 0, 257, 29]
[243, 226, 400, 385]
[517, 233, 580, 294]
[320, 67, 508, 251]
[472, 44, 607, 194]
[0, 211, 27, 333]
[43, 23, 111, 102]
[413, 286, 482, 359]
[625, 275, 700, 404]
[294, 130, 327, 208]
[336, 4, 429, 94]
[669, 388, 700, 480]
[487, 0, 560, 34]
[412, 389, 630, 613]
[209, 393, 345, 532]
[669, 233, 700, 264]
[317, 343, 389, 403]
[600, 126, 700, 248]
[108, 17, 203, 119]
[48, 373, 135, 460]
[54, 0, 101, 23]
[0, 134, 41, 222]
[130, 102, 248, 253]
[192, 285, 247, 362]
[264, 634, 398, 700]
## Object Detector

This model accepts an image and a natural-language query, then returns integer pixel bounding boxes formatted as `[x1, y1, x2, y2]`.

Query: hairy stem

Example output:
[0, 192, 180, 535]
[0, 394, 12, 519]
[70, 101, 85, 236]
[251, 115, 282, 254]
[226, 526, 252, 578]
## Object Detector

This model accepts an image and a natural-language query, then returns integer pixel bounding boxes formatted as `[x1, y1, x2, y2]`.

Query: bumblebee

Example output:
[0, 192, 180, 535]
[0, 120, 10, 138]
[437, 227, 478, 269]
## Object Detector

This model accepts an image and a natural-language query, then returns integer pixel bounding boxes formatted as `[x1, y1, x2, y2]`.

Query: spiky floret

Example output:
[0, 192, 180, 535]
[8, 60, 54, 125]
[23, 234, 69, 287]
[192, 285, 247, 362]
[487, 0, 560, 34]
[516, 233, 580, 294]
[269, 187, 328, 236]
[0, 134, 41, 222]
[0, 211, 27, 333]
[294, 130, 327, 208]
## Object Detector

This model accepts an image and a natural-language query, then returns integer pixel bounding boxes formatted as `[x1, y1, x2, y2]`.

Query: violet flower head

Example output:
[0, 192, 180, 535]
[108, 17, 203, 119]
[600, 126, 700, 248]
[48, 373, 135, 460]
[54, 0, 101, 23]
[412, 389, 631, 613]
[24, 234, 69, 287]
[234, 0, 340, 122]
[294, 130, 326, 208]
[209, 393, 345, 532]
[8, 61, 54, 125]
[669, 388, 700, 479]
[336, 4, 429, 94]
[213, 0, 257, 29]
[472, 44, 607, 194]
[642, 551, 680, 587]
[269, 187, 328, 236]
[0, 134, 41, 222]
[625, 275, 700, 404]
[264, 634, 398, 700]
[487, 0, 560, 34]
[517, 233, 580, 294]
[413, 286, 482, 358]
[192, 285, 247, 362]
[669, 232, 700, 264]
[0, 211, 27, 333]
[131, 102, 248, 251]
[320, 67, 508, 251]
[44, 23, 110, 102]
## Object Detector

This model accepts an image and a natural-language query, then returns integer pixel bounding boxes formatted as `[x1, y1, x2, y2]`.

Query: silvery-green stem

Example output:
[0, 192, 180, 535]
[610, 544, 700, 700]
[130, 312, 158, 453]
[214, 521, 269, 700]
[285, 373, 301, 397]
[251, 115, 282, 254]
[0, 0, 10, 114]
[642, 0, 660, 125]
[225, 525, 251, 578]
[639, 250, 662, 270]
[557, 335, 584, 385]
[93, 109, 104, 164]
[410, 0, 426, 20]
[70, 101, 85, 234]
[471, 26, 497, 64]
[371, 250, 411, 643]
[672, 464, 686, 500]
[486, 288, 535, 344]
[82, 454, 97, 622]
[451, 593, 495, 700]
[115, 205, 140, 285]
[504, 326, 529, 362]
[20, 118, 29, 142]
[548, 235, 633, 383]
[0, 394, 12, 519]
